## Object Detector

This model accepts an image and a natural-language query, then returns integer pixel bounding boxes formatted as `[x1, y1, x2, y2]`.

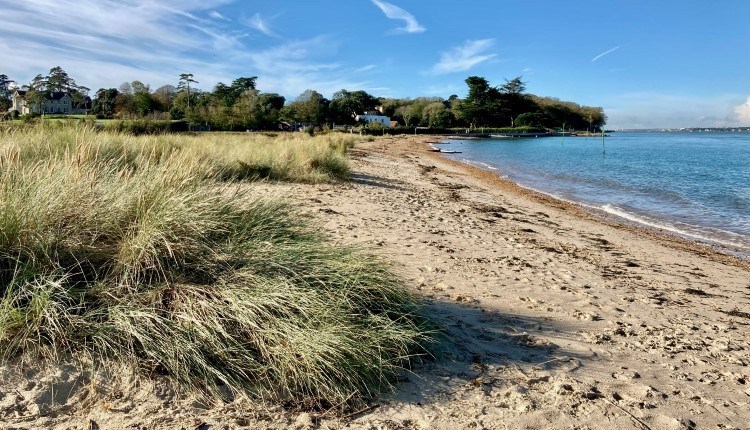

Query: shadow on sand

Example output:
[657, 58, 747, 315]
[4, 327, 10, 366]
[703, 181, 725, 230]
[350, 173, 407, 191]
[367, 297, 593, 412]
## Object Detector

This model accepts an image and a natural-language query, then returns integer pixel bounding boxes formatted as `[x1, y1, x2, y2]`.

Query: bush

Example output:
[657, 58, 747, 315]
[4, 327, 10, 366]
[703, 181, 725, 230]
[515, 112, 549, 128]
[103, 119, 189, 135]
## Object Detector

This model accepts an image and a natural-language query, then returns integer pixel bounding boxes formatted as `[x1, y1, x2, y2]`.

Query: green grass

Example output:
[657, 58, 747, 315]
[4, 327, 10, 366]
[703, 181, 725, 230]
[0, 125, 432, 408]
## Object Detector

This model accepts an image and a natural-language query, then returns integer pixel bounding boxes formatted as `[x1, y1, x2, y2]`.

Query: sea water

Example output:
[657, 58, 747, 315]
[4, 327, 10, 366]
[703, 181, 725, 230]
[439, 132, 750, 257]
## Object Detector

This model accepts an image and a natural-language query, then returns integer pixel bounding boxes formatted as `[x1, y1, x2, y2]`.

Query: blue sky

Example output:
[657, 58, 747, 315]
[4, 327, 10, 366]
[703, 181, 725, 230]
[1, 0, 748, 128]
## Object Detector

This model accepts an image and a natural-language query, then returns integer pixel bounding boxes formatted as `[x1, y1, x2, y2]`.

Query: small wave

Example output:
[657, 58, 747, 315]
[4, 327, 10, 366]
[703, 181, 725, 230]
[460, 159, 499, 171]
[600, 204, 750, 251]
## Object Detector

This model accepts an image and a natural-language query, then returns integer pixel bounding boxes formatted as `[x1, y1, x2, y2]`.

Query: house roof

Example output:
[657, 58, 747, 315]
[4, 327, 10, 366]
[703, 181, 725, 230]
[13, 90, 71, 100]
[49, 92, 71, 100]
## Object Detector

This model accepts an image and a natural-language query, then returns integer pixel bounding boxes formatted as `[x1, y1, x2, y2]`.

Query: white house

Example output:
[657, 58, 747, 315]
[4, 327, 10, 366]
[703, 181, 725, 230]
[12, 90, 74, 115]
[355, 111, 391, 128]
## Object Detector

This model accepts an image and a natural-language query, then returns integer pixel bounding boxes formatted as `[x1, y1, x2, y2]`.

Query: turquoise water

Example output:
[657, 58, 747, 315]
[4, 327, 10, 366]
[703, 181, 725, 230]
[439, 132, 750, 256]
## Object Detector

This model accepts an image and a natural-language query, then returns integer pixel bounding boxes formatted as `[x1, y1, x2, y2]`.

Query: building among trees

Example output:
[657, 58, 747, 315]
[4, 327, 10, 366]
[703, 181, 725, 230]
[11, 90, 82, 115]
[355, 110, 391, 127]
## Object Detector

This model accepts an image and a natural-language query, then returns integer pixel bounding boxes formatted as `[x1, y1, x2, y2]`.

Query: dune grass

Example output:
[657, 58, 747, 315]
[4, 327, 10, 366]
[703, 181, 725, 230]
[0, 125, 432, 407]
[1, 123, 356, 183]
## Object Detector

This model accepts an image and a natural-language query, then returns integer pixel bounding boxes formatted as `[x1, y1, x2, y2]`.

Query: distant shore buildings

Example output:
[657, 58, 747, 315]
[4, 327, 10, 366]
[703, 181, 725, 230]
[355, 110, 391, 128]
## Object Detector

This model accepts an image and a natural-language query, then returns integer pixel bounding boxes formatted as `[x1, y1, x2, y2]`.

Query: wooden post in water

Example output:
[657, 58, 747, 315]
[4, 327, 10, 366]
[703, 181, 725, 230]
[601, 129, 606, 156]
[561, 122, 565, 146]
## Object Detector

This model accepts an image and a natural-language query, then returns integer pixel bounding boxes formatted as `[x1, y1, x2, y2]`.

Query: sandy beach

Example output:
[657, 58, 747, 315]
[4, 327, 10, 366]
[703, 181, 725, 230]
[2, 135, 749, 429]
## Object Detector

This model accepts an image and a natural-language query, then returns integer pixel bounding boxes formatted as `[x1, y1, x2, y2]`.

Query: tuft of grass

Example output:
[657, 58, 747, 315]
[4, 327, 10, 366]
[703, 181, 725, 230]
[0, 125, 432, 408]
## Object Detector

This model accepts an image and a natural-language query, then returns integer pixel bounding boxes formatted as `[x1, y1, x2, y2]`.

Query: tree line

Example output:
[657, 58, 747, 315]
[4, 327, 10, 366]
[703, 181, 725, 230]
[1, 67, 606, 131]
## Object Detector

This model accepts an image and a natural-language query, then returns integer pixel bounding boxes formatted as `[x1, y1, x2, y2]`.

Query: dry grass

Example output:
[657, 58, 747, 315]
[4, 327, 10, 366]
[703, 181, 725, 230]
[1, 124, 359, 183]
[0, 125, 432, 408]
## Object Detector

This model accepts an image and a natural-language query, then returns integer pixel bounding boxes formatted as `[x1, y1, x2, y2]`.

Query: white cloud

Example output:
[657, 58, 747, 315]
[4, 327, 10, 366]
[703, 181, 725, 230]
[245, 13, 277, 38]
[421, 83, 462, 96]
[354, 64, 376, 73]
[209, 10, 229, 21]
[431, 39, 496, 74]
[371, 0, 425, 34]
[0, 0, 241, 89]
[591, 45, 621, 62]
[734, 96, 750, 124]
[229, 37, 374, 98]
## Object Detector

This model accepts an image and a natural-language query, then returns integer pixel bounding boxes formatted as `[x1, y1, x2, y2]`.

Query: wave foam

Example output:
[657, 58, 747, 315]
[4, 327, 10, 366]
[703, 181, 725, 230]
[601, 204, 750, 251]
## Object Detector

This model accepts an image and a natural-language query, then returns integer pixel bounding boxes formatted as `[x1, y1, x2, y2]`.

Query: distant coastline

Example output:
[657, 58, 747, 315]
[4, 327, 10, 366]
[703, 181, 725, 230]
[616, 127, 750, 133]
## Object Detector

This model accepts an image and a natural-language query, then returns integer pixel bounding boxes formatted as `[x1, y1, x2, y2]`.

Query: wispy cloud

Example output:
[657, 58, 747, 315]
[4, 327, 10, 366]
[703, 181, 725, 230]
[0, 0, 375, 98]
[371, 0, 425, 34]
[209, 10, 229, 21]
[245, 12, 278, 37]
[228, 36, 376, 98]
[354, 64, 376, 73]
[591, 45, 621, 62]
[431, 39, 496, 74]
[0, 0, 241, 88]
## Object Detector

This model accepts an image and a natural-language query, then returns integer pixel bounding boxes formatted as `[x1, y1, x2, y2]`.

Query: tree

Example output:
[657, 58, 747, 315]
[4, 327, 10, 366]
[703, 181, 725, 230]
[498, 76, 537, 127]
[114, 92, 136, 117]
[178, 73, 199, 110]
[47, 66, 75, 92]
[422, 101, 453, 128]
[44, 66, 89, 110]
[25, 74, 50, 114]
[130, 80, 150, 95]
[378, 98, 401, 117]
[256, 93, 285, 128]
[152, 85, 177, 112]
[92, 88, 119, 118]
[231, 76, 257, 94]
[118, 82, 133, 95]
[285, 89, 329, 124]
[212, 82, 233, 107]
[212, 76, 257, 109]
[329, 90, 379, 125]
[500, 76, 526, 95]
[0, 74, 13, 112]
[514, 112, 548, 128]
[229, 90, 285, 130]
[456, 76, 501, 129]
[581, 106, 607, 132]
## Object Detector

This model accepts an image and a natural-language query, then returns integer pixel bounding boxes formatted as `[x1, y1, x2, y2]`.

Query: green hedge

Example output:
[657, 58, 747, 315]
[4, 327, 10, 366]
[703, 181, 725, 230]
[103, 120, 189, 135]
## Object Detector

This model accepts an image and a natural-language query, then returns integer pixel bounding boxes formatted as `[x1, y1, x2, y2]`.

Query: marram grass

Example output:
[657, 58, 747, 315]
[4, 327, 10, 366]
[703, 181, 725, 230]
[1, 123, 356, 183]
[0, 125, 432, 407]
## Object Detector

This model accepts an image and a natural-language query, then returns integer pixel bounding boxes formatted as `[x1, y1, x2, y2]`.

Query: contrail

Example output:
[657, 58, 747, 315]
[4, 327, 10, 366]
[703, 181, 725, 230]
[591, 45, 621, 62]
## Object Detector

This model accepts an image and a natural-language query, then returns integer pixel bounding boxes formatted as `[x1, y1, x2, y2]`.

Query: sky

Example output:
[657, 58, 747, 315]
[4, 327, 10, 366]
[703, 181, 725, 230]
[1, 0, 748, 129]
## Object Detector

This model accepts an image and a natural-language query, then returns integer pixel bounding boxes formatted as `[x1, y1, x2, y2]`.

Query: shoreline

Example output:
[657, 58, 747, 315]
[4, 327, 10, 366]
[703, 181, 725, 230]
[427, 137, 750, 269]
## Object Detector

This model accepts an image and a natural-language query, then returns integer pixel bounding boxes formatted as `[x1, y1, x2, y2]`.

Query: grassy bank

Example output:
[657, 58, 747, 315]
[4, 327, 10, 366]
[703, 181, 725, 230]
[2, 124, 354, 183]
[0, 125, 431, 407]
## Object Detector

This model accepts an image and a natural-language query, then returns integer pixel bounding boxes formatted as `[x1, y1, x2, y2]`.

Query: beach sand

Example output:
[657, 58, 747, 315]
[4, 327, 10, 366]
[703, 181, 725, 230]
[2, 135, 749, 429]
